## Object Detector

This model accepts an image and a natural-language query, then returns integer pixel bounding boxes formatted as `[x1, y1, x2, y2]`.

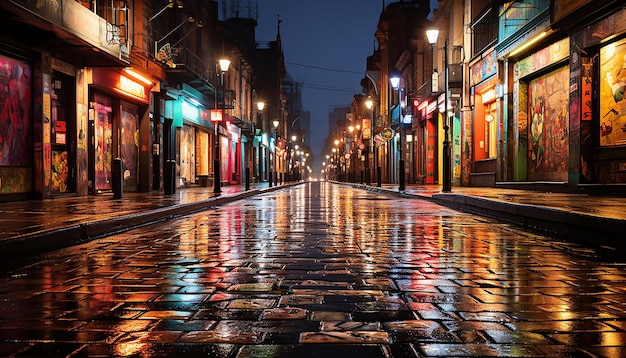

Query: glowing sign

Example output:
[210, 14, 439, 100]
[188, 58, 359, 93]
[182, 101, 199, 121]
[211, 109, 223, 122]
[119, 76, 147, 100]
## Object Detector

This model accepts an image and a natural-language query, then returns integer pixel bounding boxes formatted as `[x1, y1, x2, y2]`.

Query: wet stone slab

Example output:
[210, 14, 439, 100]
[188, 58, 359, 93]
[3, 183, 626, 356]
[299, 331, 390, 344]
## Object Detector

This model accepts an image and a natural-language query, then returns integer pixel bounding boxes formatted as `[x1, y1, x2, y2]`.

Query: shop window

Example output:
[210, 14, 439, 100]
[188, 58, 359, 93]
[120, 102, 139, 190]
[179, 125, 195, 186]
[196, 130, 210, 176]
[527, 66, 569, 174]
[93, 94, 114, 192]
[0, 54, 32, 167]
[599, 38, 626, 147]
[485, 104, 497, 159]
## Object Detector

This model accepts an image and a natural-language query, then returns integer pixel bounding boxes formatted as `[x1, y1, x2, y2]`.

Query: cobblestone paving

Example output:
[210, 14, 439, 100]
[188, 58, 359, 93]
[1, 182, 626, 357]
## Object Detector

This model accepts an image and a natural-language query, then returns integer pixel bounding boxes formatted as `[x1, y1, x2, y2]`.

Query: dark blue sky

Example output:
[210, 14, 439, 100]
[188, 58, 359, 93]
[253, 0, 384, 166]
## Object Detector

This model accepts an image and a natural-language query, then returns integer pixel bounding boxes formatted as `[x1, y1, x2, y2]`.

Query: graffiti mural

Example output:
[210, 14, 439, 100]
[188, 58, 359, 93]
[528, 66, 570, 176]
[599, 38, 626, 146]
[51, 150, 68, 193]
[94, 98, 113, 192]
[0, 54, 32, 167]
[121, 102, 139, 189]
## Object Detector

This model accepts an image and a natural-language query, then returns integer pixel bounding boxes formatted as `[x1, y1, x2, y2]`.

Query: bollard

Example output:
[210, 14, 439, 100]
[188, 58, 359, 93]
[112, 158, 123, 199]
[164, 160, 176, 195]
[377, 166, 382, 187]
[245, 167, 250, 191]
[399, 160, 405, 191]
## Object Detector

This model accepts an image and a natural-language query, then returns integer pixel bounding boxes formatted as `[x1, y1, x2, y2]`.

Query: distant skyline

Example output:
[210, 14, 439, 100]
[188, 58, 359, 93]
[220, 1, 437, 177]
[252, 0, 384, 175]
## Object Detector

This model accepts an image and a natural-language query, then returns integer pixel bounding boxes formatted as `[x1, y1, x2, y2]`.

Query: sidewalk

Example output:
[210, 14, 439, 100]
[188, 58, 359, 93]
[1, 181, 625, 261]
[0, 182, 294, 260]
[352, 182, 626, 254]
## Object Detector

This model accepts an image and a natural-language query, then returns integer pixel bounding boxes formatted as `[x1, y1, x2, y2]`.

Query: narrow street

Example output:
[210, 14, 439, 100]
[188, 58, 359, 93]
[1, 182, 625, 357]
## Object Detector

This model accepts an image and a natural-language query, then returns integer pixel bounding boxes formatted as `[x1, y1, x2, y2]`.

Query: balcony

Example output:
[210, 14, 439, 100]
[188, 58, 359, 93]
[160, 46, 217, 103]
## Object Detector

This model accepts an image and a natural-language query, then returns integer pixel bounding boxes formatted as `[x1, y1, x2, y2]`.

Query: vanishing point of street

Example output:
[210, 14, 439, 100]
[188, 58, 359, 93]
[1, 182, 625, 357]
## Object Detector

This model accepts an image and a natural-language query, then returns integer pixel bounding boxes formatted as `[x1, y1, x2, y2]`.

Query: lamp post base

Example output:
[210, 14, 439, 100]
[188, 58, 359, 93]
[213, 159, 221, 193]
[442, 138, 451, 192]
[399, 159, 405, 191]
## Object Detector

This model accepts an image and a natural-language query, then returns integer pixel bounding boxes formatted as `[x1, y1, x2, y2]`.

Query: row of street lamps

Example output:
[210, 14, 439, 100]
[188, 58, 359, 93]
[385, 28, 451, 192]
[211, 57, 308, 193]
[327, 28, 451, 192]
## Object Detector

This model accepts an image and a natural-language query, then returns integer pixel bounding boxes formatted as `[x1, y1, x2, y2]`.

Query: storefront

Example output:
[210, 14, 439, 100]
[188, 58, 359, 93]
[594, 38, 626, 183]
[0, 0, 129, 201]
[511, 38, 570, 182]
[89, 69, 153, 194]
[258, 132, 271, 182]
[469, 49, 499, 186]
[0, 52, 34, 199]
[165, 94, 213, 188]
[415, 100, 438, 184]
[225, 121, 241, 185]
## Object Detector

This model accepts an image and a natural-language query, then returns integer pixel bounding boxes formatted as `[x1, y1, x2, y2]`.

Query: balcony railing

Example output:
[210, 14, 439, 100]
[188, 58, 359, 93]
[472, 6, 498, 56]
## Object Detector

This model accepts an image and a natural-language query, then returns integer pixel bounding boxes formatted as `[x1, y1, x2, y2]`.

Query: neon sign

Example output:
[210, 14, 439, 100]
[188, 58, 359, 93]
[119, 76, 147, 100]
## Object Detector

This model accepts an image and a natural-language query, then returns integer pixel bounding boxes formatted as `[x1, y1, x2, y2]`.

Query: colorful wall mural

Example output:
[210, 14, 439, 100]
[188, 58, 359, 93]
[528, 66, 570, 178]
[0, 55, 32, 167]
[599, 38, 626, 147]
[94, 98, 113, 192]
[0, 54, 33, 194]
[121, 102, 139, 188]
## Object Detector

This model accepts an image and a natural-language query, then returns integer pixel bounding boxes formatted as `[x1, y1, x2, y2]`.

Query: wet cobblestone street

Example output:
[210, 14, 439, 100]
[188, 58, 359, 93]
[1, 182, 626, 357]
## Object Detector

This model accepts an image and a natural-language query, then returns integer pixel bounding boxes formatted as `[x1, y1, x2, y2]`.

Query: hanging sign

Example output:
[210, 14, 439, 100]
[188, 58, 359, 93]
[374, 127, 395, 145]
[210, 109, 223, 122]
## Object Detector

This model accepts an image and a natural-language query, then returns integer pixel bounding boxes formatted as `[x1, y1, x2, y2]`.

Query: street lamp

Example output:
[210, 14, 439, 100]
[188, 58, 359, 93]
[272, 119, 279, 186]
[255, 101, 265, 184]
[214, 57, 230, 193]
[390, 75, 405, 191]
[334, 139, 340, 181]
[427, 29, 452, 192]
[365, 98, 373, 185]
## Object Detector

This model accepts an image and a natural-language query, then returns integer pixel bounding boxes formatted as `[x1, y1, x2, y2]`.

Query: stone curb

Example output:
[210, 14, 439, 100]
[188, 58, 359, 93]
[347, 182, 626, 253]
[0, 184, 297, 258]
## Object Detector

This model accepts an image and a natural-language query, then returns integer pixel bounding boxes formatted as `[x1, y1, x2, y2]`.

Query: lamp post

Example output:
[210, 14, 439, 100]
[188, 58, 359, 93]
[256, 101, 265, 184]
[365, 98, 374, 185]
[325, 155, 330, 181]
[329, 153, 334, 181]
[291, 135, 297, 182]
[341, 130, 347, 182]
[334, 139, 340, 181]
[390, 76, 405, 191]
[271, 120, 279, 187]
[427, 29, 451, 192]
[214, 58, 230, 194]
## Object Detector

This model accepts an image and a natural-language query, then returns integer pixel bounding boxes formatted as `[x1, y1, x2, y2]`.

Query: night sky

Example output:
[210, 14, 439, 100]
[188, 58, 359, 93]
[224, 1, 436, 175]
[253, 0, 383, 173]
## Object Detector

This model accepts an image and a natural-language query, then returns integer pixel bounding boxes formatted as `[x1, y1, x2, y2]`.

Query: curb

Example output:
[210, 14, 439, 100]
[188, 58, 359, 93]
[0, 183, 297, 259]
[345, 182, 626, 253]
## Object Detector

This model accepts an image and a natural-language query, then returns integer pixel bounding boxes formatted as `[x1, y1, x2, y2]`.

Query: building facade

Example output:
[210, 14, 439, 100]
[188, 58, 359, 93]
[349, 0, 626, 194]
[0, 0, 286, 202]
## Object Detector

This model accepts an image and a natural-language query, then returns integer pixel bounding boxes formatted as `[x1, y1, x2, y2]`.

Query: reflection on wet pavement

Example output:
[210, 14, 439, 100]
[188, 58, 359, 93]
[1, 182, 626, 357]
